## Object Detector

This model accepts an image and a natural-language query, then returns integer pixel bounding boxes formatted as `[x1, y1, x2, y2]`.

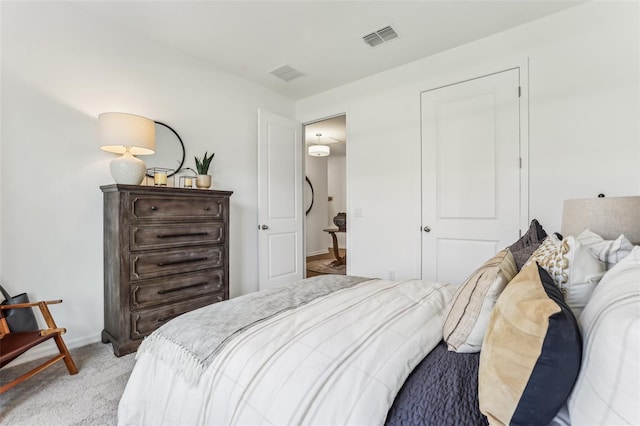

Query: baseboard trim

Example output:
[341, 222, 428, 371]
[306, 250, 327, 257]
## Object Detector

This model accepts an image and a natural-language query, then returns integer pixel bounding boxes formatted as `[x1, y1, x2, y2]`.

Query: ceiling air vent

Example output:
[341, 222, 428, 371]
[269, 64, 304, 82]
[363, 25, 398, 47]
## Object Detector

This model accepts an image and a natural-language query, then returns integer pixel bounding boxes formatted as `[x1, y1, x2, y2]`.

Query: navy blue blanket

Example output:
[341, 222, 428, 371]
[386, 341, 488, 426]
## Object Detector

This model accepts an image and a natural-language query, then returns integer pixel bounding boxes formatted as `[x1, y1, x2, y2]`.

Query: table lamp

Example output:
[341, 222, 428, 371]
[561, 196, 640, 244]
[98, 112, 156, 185]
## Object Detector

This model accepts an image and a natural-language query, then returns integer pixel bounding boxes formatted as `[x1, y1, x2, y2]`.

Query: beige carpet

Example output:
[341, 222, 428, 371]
[0, 342, 135, 425]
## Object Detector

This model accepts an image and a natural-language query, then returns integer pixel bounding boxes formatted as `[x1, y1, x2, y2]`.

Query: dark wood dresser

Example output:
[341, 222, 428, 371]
[100, 184, 232, 356]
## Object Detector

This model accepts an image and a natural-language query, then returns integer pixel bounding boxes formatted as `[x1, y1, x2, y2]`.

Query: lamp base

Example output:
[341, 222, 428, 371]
[110, 151, 147, 185]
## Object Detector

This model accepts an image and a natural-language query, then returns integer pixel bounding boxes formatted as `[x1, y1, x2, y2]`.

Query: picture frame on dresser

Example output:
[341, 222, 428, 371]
[100, 184, 232, 356]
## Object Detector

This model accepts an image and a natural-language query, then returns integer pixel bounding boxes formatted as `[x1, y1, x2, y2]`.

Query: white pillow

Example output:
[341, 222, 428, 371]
[524, 234, 605, 318]
[576, 229, 633, 269]
[568, 246, 640, 425]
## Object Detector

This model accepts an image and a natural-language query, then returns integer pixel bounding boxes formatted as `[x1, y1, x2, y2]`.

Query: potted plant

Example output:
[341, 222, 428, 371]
[193, 151, 215, 189]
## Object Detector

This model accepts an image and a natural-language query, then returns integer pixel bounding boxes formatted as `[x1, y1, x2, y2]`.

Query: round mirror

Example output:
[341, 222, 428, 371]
[145, 121, 185, 177]
[304, 176, 314, 215]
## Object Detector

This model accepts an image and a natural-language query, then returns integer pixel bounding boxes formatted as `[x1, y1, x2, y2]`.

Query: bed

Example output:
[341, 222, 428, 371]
[118, 203, 640, 426]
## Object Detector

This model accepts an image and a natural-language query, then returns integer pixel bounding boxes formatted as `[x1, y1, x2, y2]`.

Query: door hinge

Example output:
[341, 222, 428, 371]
[519, 157, 522, 169]
[518, 86, 521, 97]
[519, 229, 522, 238]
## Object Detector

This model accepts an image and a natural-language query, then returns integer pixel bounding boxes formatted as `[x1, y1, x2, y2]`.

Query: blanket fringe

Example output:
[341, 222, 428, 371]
[136, 333, 205, 385]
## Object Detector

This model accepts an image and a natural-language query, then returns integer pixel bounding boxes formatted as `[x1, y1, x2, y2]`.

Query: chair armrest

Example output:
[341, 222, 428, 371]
[0, 300, 65, 332]
[40, 327, 66, 336]
[0, 300, 63, 310]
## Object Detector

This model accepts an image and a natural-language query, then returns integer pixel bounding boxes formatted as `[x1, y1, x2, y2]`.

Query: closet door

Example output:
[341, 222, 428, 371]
[421, 68, 523, 285]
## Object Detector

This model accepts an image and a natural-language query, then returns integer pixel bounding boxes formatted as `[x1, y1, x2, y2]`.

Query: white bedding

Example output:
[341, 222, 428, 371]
[568, 246, 640, 425]
[118, 278, 455, 425]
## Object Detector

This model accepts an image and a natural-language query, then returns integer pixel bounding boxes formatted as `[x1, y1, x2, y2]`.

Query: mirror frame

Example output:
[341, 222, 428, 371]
[145, 121, 185, 178]
[305, 176, 314, 215]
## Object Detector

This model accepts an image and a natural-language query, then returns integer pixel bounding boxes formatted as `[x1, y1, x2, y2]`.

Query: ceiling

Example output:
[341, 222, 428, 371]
[75, 1, 584, 101]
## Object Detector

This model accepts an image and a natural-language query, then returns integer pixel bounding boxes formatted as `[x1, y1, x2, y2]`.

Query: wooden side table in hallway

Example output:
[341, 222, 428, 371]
[323, 228, 346, 267]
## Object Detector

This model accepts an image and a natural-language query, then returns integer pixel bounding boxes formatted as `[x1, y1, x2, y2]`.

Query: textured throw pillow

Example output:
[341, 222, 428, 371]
[508, 219, 548, 270]
[443, 250, 517, 353]
[568, 246, 640, 425]
[576, 229, 633, 270]
[523, 234, 605, 318]
[479, 263, 582, 426]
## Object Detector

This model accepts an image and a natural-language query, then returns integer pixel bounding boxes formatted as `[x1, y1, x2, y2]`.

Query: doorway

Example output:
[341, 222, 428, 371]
[303, 115, 347, 277]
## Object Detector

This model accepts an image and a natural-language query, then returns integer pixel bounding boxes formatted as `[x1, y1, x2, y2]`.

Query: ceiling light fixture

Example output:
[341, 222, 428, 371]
[308, 133, 330, 157]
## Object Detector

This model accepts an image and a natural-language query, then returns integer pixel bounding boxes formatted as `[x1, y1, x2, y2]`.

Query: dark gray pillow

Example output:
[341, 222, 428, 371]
[508, 219, 548, 270]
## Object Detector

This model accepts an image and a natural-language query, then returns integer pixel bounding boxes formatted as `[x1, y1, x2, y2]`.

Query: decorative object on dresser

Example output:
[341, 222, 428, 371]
[98, 112, 156, 185]
[179, 172, 196, 189]
[192, 151, 215, 189]
[100, 184, 232, 356]
[144, 121, 185, 180]
[148, 167, 175, 187]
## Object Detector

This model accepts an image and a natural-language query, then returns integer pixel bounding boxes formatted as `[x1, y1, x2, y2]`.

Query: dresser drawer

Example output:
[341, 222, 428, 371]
[130, 195, 225, 220]
[130, 246, 224, 281]
[130, 269, 225, 310]
[130, 294, 223, 339]
[130, 222, 224, 251]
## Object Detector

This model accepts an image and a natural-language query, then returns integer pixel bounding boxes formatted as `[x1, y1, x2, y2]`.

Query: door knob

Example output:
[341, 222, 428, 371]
[423, 226, 431, 233]
[261, 224, 269, 230]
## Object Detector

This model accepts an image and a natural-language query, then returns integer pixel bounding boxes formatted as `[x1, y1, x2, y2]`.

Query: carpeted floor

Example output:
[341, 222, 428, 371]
[0, 342, 135, 425]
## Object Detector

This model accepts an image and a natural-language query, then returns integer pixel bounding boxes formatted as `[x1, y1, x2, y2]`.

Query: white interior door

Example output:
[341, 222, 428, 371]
[258, 109, 304, 290]
[421, 69, 523, 285]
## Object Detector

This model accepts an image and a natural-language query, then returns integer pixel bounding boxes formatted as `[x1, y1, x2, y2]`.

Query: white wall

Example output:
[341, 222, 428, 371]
[0, 2, 294, 351]
[296, 1, 640, 281]
[327, 156, 347, 248]
[304, 156, 329, 256]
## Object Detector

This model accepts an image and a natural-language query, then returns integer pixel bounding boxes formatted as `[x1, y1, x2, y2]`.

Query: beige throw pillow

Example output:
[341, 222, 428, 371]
[478, 263, 582, 425]
[443, 249, 517, 353]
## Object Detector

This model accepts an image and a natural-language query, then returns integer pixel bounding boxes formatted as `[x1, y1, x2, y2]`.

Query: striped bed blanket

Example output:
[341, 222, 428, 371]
[119, 275, 455, 425]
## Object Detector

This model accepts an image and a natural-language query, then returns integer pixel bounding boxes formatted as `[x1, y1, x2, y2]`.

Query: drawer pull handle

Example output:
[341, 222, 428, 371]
[204, 206, 211, 211]
[157, 232, 209, 239]
[151, 206, 158, 211]
[157, 281, 208, 295]
[157, 315, 174, 323]
[157, 256, 208, 267]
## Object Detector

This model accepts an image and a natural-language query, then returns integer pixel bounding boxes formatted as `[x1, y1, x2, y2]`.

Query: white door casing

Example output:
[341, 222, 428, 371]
[257, 109, 304, 290]
[421, 68, 523, 285]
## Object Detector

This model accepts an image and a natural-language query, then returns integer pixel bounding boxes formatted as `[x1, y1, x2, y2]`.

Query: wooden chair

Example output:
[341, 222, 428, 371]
[0, 300, 78, 394]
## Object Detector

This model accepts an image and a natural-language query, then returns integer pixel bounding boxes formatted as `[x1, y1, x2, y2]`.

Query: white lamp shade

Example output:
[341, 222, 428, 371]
[98, 112, 156, 155]
[308, 145, 330, 157]
[561, 196, 640, 244]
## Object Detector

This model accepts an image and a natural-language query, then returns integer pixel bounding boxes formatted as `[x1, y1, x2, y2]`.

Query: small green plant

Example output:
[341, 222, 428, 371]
[194, 151, 215, 175]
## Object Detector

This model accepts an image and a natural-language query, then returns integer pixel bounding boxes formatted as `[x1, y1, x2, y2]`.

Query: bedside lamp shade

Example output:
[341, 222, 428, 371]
[99, 112, 156, 185]
[561, 196, 640, 244]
